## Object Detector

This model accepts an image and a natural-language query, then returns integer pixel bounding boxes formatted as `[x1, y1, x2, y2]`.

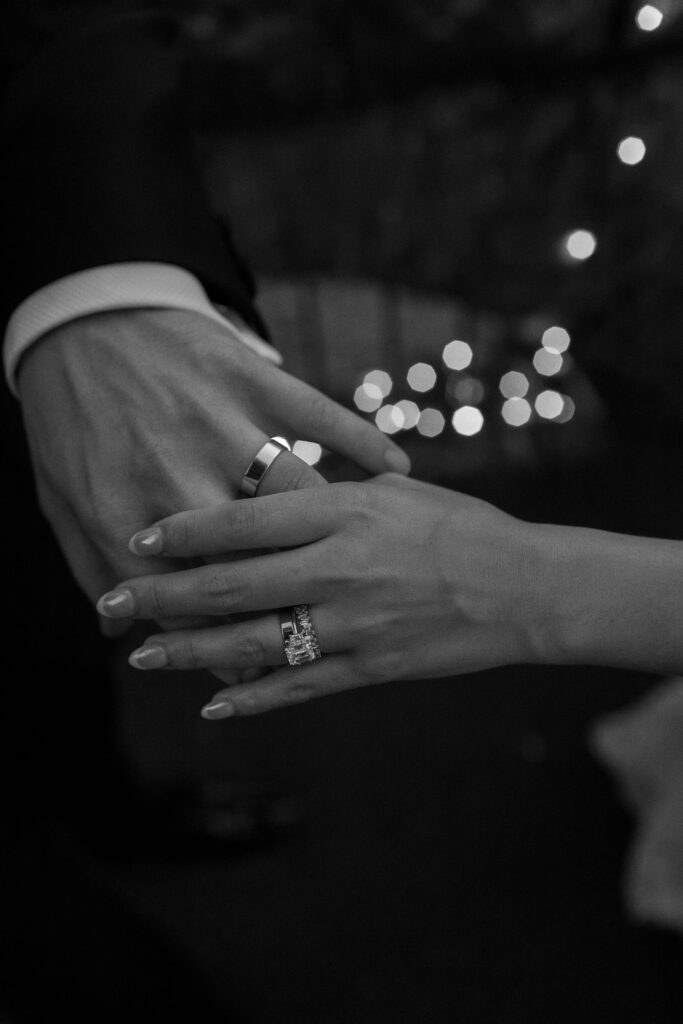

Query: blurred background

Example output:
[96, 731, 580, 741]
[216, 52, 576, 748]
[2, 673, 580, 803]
[5, 0, 683, 473]
[3, 1, 683, 1022]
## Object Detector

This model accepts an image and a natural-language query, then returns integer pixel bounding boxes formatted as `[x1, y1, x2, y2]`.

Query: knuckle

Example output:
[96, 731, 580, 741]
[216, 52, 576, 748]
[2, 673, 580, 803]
[283, 684, 316, 705]
[357, 660, 385, 685]
[336, 483, 375, 527]
[313, 541, 369, 598]
[177, 633, 202, 670]
[148, 578, 167, 619]
[277, 457, 319, 493]
[375, 471, 403, 486]
[203, 568, 247, 609]
[342, 483, 370, 515]
[356, 648, 400, 684]
[232, 690, 264, 714]
[168, 513, 192, 553]
[305, 389, 335, 432]
[233, 632, 267, 668]
[229, 500, 259, 544]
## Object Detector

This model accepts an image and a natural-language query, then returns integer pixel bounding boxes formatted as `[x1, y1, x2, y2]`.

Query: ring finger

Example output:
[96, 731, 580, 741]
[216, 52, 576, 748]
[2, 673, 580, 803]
[127, 606, 337, 673]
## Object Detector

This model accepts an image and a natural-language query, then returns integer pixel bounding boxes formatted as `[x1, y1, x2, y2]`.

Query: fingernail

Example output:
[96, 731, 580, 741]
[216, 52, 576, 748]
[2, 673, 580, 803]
[384, 447, 411, 474]
[129, 645, 167, 670]
[97, 588, 135, 617]
[129, 528, 163, 555]
[201, 699, 235, 720]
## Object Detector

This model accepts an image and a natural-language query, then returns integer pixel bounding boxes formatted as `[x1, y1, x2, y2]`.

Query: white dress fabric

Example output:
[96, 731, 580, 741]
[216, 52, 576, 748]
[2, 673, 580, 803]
[591, 676, 683, 933]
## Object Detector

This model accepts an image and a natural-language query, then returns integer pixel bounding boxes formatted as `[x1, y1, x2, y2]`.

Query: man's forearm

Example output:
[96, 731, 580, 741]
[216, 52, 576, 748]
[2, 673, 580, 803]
[0, 10, 263, 340]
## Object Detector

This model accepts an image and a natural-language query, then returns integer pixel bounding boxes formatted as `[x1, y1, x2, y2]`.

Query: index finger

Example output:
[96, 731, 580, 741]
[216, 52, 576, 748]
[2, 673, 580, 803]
[259, 362, 411, 478]
[129, 486, 346, 558]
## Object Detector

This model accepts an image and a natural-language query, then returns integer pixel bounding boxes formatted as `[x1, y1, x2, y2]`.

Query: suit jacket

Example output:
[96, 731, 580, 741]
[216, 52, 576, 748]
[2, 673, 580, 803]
[0, 8, 264, 347]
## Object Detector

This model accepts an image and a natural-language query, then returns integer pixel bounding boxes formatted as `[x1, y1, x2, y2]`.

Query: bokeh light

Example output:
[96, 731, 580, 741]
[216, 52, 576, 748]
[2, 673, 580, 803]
[292, 440, 323, 465]
[186, 12, 221, 41]
[499, 371, 529, 399]
[533, 347, 563, 376]
[541, 326, 571, 353]
[502, 397, 532, 427]
[451, 406, 484, 436]
[555, 395, 576, 424]
[375, 404, 405, 434]
[449, 375, 485, 405]
[353, 382, 383, 412]
[442, 339, 473, 371]
[636, 5, 664, 30]
[563, 230, 597, 261]
[407, 362, 437, 392]
[395, 399, 421, 429]
[535, 390, 564, 420]
[417, 408, 445, 437]
[617, 136, 646, 165]
[363, 369, 393, 398]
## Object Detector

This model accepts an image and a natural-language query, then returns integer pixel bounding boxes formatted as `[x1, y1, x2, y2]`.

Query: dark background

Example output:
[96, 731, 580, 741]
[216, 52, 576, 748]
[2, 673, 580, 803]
[2, 2, 683, 1022]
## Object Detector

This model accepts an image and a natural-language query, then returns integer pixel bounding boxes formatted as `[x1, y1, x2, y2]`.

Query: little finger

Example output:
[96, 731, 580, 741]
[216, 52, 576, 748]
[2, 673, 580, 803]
[199, 655, 362, 718]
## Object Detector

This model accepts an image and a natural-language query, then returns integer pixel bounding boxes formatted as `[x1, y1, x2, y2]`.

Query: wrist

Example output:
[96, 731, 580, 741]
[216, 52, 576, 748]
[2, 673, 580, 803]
[505, 521, 573, 667]
[532, 524, 683, 673]
[524, 523, 590, 666]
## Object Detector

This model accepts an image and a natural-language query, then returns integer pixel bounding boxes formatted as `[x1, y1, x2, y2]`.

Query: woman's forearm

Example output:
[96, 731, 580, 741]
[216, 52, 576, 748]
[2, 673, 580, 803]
[96, 478, 683, 718]
[538, 525, 683, 675]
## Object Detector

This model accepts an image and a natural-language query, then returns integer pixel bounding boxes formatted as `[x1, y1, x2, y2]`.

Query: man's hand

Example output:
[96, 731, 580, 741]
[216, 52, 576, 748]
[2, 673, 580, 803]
[17, 308, 410, 644]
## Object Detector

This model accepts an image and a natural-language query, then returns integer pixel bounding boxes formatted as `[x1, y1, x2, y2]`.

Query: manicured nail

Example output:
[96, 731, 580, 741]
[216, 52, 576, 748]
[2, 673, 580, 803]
[201, 699, 235, 720]
[129, 528, 163, 555]
[129, 645, 167, 670]
[384, 447, 411, 474]
[97, 588, 135, 617]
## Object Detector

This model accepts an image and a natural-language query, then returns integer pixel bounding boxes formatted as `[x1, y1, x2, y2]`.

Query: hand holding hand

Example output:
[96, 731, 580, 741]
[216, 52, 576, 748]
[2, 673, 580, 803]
[18, 308, 410, 644]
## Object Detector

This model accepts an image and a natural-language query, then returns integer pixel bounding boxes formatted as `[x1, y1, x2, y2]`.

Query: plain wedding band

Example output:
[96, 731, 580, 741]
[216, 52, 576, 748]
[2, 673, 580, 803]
[240, 438, 289, 497]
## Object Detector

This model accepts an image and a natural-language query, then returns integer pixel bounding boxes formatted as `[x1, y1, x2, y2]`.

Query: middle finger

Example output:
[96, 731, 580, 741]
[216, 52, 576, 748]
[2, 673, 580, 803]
[97, 546, 324, 621]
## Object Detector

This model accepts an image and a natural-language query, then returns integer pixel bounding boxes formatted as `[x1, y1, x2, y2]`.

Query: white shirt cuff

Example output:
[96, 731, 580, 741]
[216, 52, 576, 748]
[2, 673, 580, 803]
[3, 262, 281, 396]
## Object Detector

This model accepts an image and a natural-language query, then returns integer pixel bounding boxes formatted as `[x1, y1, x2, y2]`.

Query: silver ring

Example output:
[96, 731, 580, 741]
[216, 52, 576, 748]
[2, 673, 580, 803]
[241, 438, 288, 497]
[279, 605, 322, 667]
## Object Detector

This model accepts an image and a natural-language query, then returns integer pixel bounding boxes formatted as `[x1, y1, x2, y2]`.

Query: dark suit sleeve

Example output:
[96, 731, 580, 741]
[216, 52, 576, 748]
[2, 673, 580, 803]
[0, 9, 266, 338]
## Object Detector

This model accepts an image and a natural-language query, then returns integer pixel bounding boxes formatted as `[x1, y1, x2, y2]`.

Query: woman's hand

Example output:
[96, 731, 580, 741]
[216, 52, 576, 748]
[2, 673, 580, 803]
[97, 474, 555, 716]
